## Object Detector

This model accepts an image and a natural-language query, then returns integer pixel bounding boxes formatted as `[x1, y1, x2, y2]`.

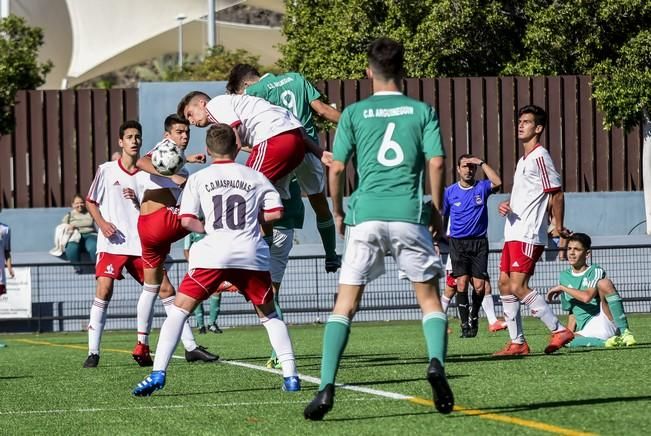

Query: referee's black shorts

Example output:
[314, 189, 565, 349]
[449, 236, 489, 280]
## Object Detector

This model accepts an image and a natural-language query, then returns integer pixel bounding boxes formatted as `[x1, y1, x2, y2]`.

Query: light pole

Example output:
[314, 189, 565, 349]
[176, 13, 187, 68]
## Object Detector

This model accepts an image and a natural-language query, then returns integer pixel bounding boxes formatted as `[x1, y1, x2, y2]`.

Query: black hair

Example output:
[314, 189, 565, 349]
[226, 64, 261, 94]
[367, 37, 405, 81]
[567, 232, 592, 250]
[206, 123, 237, 155]
[164, 113, 189, 132]
[518, 105, 547, 130]
[457, 154, 474, 166]
[177, 91, 211, 118]
[119, 120, 142, 138]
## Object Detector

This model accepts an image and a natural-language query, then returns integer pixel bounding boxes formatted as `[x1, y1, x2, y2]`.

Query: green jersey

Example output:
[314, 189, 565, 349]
[275, 178, 305, 230]
[246, 72, 322, 143]
[559, 264, 606, 331]
[333, 92, 445, 225]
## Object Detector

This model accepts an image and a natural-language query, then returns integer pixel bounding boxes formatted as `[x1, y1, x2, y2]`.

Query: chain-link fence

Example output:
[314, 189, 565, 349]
[2, 245, 650, 333]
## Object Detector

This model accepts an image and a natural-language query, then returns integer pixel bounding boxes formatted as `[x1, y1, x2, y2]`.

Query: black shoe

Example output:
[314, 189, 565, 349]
[304, 384, 335, 421]
[185, 345, 219, 363]
[468, 317, 479, 338]
[208, 324, 223, 334]
[460, 323, 471, 338]
[198, 326, 207, 334]
[83, 353, 99, 368]
[325, 255, 342, 273]
[427, 358, 454, 414]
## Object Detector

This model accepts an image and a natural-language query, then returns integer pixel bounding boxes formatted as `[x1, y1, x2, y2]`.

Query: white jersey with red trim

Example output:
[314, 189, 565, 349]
[136, 142, 189, 204]
[180, 160, 283, 271]
[87, 160, 142, 255]
[205, 94, 303, 147]
[504, 145, 561, 245]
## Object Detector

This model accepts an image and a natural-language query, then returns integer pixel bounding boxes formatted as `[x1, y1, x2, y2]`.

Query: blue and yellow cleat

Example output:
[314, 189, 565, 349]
[132, 370, 166, 397]
[282, 376, 301, 392]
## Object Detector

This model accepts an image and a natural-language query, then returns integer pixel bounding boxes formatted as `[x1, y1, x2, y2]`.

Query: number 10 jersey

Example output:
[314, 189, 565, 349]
[179, 160, 283, 271]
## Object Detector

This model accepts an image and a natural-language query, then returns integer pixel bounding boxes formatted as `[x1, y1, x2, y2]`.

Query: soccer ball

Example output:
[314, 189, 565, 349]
[150, 139, 185, 176]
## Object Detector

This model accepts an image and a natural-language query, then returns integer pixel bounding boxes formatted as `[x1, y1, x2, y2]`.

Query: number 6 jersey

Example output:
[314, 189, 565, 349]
[179, 160, 283, 271]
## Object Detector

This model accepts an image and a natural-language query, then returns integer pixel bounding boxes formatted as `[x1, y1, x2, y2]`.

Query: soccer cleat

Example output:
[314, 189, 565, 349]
[83, 353, 100, 368]
[488, 319, 508, 332]
[459, 323, 471, 338]
[468, 317, 479, 338]
[620, 329, 637, 347]
[325, 255, 342, 273]
[544, 329, 575, 354]
[132, 370, 166, 396]
[427, 358, 454, 414]
[185, 345, 219, 362]
[208, 324, 223, 334]
[132, 342, 153, 367]
[282, 376, 301, 392]
[604, 335, 622, 348]
[304, 384, 335, 421]
[493, 341, 530, 356]
[265, 357, 281, 369]
[198, 326, 207, 334]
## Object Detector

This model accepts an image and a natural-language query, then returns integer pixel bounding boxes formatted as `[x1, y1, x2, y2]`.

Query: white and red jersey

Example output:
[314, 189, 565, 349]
[205, 94, 303, 147]
[0, 222, 10, 284]
[179, 160, 283, 271]
[136, 142, 189, 204]
[87, 160, 142, 256]
[504, 145, 561, 245]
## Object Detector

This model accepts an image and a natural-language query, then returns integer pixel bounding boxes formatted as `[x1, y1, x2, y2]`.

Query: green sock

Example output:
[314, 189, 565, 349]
[605, 294, 629, 331]
[568, 336, 605, 348]
[193, 303, 205, 328]
[319, 314, 351, 389]
[208, 295, 221, 325]
[317, 217, 337, 259]
[422, 312, 447, 365]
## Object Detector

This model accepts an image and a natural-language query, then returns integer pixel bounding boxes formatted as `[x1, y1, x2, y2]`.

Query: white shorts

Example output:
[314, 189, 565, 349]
[339, 221, 443, 285]
[294, 153, 325, 196]
[576, 311, 618, 340]
[269, 228, 294, 284]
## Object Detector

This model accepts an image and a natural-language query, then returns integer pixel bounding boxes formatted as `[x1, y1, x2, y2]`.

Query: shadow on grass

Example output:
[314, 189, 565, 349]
[156, 385, 281, 397]
[323, 409, 438, 422]
[0, 375, 32, 380]
[451, 395, 651, 416]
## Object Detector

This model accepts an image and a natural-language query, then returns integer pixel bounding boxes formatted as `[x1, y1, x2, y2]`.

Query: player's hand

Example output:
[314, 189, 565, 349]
[321, 151, 334, 167]
[498, 201, 511, 216]
[122, 188, 136, 200]
[334, 212, 346, 238]
[429, 209, 444, 240]
[171, 174, 187, 186]
[99, 221, 118, 238]
[556, 227, 572, 239]
[7, 266, 14, 279]
[546, 286, 564, 302]
[186, 153, 206, 164]
[464, 157, 484, 166]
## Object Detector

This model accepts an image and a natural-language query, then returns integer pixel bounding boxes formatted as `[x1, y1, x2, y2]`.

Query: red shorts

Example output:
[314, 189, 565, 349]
[95, 252, 145, 284]
[179, 268, 273, 305]
[138, 207, 189, 268]
[499, 241, 545, 275]
[445, 272, 457, 289]
[246, 128, 306, 182]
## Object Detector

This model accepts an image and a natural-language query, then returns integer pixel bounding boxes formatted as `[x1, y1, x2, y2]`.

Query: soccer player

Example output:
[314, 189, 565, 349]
[83, 120, 145, 368]
[132, 123, 300, 396]
[442, 154, 501, 337]
[304, 37, 453, 420]
[226, 65, 342, 272]
[495, 105, 574, 356]
[132, 114, 217, 366]
[546, 233, 637, 348]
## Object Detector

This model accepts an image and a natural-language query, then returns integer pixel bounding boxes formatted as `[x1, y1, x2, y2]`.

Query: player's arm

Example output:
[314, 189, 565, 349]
[310, 99, 341, 123]
[478, 160, 502, 191]
[329, 160, 347, 237]
[136, 155, 187, 185]
[262, 208, 284, 223]
[181, 217, 205, 234]
[428, 156, 445, 238]
[85, 199, 117, 238]
[566, 314, 577, 332]
[548, 284, 598, 304]
[549, 190, 570, 238]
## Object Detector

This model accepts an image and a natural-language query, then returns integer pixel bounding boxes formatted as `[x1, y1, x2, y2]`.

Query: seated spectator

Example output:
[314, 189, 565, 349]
[63, 194, 97, 272]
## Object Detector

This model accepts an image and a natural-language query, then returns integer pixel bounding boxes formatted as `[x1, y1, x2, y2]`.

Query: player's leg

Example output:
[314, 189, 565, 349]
[570, 311, 618, 348]
[294, 153, 339, 272]
[267, 228, 293, 367]
[467, 239, 489, 336]
[597, 278, 636, 346]
[193, 302, 206, 334]
[449, 238, 471, 336]
[85, 276, 113, 368]
[207, 294, 222, 333]
[440, 255, 455, 314]
[494, 242, 528, 355]
[482, 279, 507, 332]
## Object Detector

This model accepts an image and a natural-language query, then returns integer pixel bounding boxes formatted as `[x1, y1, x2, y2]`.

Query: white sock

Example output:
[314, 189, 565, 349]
[482, 293, 498, 324]
[261, 312, 297, 378]
[441, 295, 451, 313]
[500, 295, 525, 344]
[522, 291, 563, 332]
[88, 298, 108, 355]
[136, 283, 159, 345]
[162, 296, 197, 351]
[152, 304, 190, 372]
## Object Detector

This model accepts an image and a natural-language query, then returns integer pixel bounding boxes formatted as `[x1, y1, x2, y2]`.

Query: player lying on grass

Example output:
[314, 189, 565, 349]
[131, 114, 218, 366]
[546, 232, 637, 348]
[133, 123, 300, 396]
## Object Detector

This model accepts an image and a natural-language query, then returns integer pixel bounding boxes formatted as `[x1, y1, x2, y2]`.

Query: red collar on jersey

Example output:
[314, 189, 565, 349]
[117, 158, 140, 175]
[523, 143, 543, 159]
[212, 159, 235, 164]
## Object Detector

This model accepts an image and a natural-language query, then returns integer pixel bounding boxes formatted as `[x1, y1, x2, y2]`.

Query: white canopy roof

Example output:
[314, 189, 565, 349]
[8, 0, 285, 89]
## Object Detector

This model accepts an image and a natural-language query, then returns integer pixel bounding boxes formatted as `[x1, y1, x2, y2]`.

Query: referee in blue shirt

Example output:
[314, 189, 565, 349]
[442, 154, 501, 337]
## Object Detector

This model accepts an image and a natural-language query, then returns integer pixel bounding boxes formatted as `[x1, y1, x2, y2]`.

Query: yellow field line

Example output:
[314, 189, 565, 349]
[14, 339, 597, 435]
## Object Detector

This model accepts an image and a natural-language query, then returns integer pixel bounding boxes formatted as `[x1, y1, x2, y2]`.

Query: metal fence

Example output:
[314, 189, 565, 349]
[2, 245, 650, 333]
